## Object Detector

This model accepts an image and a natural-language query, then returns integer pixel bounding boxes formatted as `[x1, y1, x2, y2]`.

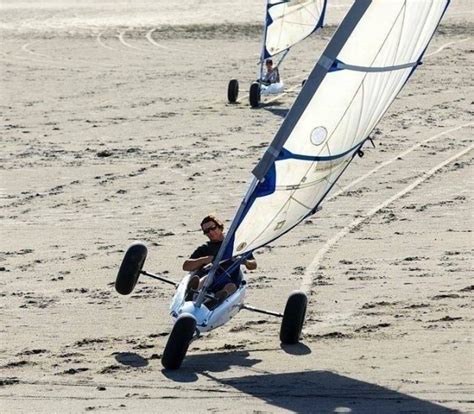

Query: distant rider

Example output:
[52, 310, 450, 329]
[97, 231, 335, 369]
[261, 58, 280, 85]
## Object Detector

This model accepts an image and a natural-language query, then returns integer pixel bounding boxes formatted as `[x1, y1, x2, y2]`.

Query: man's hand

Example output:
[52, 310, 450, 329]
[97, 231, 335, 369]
[203, 255, 214, 265]
[244, 259, 257, 271]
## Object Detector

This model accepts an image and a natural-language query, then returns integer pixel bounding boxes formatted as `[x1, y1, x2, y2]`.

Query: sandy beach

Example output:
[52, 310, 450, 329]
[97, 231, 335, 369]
[1, 1, 473, 413]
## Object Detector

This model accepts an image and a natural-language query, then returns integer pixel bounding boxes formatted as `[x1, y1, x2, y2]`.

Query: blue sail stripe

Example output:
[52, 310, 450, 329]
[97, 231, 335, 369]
[278, 140, 363, 162]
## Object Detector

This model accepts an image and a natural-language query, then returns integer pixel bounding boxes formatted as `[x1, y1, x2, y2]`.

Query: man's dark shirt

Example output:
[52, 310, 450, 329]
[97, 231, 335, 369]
[190, 241, 254, 286]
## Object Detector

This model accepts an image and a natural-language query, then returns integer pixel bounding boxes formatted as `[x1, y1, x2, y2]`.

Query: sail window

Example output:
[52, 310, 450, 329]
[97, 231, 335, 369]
[236, 242, 247, 252]
[275, 221, 286, 230]
[310, 126, 327, 146]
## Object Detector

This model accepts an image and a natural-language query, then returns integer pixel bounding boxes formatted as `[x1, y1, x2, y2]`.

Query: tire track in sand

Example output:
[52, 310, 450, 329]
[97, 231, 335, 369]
[300, 137, 473, 296]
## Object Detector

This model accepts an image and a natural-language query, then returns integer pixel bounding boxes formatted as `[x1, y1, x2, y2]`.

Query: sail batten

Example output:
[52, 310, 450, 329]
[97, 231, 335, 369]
[334, 60, 419, 72]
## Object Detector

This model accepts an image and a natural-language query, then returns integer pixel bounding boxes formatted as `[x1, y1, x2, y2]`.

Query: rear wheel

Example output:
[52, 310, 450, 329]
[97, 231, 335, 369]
[280, 291, 307, 344]
[249, 82, 261, 108]
[227, 79, 239, 103]
[115, 242, 147, 295]
[162, 314, 196, 370]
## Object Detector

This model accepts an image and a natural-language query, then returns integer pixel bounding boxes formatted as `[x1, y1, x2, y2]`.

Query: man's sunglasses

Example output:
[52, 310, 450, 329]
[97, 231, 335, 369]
[202, 225, 217, 234]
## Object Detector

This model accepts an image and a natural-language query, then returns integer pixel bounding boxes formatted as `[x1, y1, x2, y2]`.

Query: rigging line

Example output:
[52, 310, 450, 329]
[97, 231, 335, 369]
[290, 195, 313, 211]
[301, 140, 473, 296]
[392, 1, 406, 70]
[278, 0, 323, 23]
[304, 1, 325, 21]
[285, 1, 322, 21]
[361, 2, 408, 76]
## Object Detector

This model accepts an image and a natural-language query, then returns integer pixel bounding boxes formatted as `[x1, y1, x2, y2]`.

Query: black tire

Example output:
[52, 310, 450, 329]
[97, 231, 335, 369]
[115, 242, 147, 295]
[162, 314, 196, 370]
[280, 291, 307, 344]
[227, 79, 239, 103]
[249, 82, 261, 108]
[301, 79, 306, 87]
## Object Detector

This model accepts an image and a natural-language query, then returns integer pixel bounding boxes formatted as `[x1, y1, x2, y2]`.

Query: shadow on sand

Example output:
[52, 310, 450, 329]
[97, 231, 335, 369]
[280, 342, 311, 355]
[262, 105, 289, 118]
[114, 352, 148, 367]
[161, 349, 263, 382]
[212, 370, 458, 414]
[161, 349, 457, 413]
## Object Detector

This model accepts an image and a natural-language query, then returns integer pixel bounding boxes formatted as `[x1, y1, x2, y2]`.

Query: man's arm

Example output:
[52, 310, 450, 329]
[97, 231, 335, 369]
[275, 68, 280, 83]
[182, 255, 213, 272]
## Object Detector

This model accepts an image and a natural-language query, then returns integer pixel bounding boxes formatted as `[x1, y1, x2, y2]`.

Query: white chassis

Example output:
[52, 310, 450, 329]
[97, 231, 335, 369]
[170, 273, 247, 334]
[260, 81, 285, 96]
[115, 242, 307, 369]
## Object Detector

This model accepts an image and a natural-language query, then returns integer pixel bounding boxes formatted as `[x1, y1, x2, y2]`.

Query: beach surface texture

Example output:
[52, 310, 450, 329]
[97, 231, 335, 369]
[1, 1, 473, 412]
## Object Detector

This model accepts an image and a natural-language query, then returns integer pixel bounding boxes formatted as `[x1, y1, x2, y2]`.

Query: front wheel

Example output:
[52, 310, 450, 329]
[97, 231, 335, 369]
[249, 82, 261, 108]
[280, 291, 307, 344]
[227, 79, 239, 103]
[115, 242, 147, 295]
[162, 314, 197, 370]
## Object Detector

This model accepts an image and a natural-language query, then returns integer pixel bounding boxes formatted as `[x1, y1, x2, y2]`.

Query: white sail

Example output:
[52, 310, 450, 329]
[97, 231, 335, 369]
[263, 0, 327, 59]
[222, 0, 450, 259]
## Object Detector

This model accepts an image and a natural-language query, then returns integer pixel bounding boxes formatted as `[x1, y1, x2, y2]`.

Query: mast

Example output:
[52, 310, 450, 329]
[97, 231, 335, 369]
[259, 0, 272, 80]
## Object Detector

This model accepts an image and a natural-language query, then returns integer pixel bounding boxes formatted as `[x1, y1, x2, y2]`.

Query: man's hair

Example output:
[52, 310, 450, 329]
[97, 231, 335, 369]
[265, 59, 273, 65]
[201, 214, 224, 230]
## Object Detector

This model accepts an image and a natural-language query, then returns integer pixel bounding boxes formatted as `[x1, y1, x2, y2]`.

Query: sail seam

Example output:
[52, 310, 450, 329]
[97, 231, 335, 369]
[290, 195, 313, 211]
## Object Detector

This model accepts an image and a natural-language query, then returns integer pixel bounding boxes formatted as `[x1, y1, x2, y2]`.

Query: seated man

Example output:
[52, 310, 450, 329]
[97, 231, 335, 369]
[261, 58, 280, 86]
[182, 214, 257, 303]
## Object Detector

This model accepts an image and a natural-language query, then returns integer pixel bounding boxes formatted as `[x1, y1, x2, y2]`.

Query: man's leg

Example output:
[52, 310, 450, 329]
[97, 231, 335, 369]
[214, 283, 237, 303]
[185, 275, 200, 301]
